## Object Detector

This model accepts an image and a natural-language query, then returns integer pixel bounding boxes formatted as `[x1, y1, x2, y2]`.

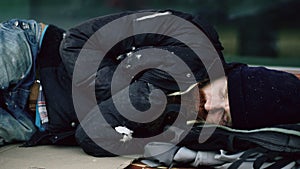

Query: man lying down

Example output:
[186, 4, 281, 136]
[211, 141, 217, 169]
[1, 10, 300, 163]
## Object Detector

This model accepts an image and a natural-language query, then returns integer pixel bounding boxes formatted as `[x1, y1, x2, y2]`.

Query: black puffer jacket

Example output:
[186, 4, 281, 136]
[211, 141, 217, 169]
[27, 10, 230, 156]
[59, 9, 229, 156]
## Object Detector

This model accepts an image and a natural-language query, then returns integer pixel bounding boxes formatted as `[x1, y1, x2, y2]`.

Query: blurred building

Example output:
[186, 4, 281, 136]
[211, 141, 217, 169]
[1, 0, 299, 60]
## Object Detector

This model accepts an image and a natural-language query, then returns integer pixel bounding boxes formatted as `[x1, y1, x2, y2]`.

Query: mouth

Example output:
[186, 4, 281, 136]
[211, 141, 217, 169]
[220, 110, 232, 126]
[219, 113, 227, 125]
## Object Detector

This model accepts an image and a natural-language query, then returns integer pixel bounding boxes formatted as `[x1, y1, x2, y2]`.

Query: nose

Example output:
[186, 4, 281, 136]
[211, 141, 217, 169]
[204, 95, 224, 114]
[204, 99, 211, 112]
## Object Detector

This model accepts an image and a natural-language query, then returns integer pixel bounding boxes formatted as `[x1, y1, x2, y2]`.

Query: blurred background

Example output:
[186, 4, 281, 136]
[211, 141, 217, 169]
[1, 0, 299, 66]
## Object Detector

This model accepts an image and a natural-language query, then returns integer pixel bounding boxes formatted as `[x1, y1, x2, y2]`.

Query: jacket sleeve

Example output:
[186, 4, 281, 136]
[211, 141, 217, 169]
[75, 80, 169, 156]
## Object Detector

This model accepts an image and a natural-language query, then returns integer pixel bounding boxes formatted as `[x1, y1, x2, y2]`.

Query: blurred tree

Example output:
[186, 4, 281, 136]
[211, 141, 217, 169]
[106, 0, 148, 10]
[228, 0, 300, 57]
[194, 0, 229, 24]
[17, 0, 299, 58]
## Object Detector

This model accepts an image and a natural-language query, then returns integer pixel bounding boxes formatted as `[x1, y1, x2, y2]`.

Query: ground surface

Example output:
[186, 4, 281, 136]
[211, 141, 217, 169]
[0, 144, 136, 169]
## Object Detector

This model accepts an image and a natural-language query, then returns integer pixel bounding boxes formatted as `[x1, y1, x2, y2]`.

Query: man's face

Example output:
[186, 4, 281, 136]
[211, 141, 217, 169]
[197, 77, 231, 126]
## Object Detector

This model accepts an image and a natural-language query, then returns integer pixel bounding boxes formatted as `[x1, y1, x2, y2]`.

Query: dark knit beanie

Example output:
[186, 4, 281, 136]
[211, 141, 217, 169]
[38, 25, 65, 68]
[228, 65, 300, 129]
